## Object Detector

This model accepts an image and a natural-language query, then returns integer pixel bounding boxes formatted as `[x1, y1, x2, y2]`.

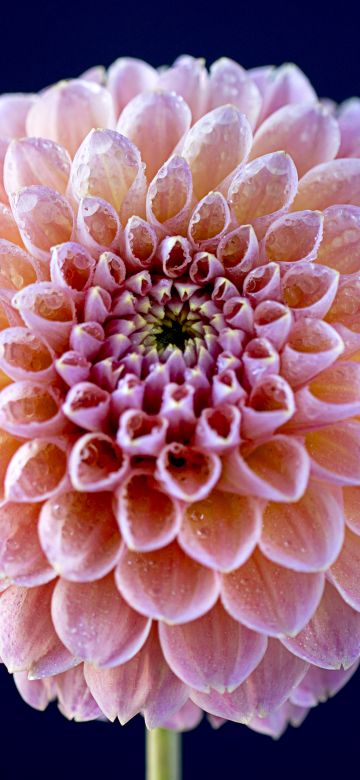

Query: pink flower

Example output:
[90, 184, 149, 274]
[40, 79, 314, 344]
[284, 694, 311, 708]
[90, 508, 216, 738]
[0, 55, 360, 738]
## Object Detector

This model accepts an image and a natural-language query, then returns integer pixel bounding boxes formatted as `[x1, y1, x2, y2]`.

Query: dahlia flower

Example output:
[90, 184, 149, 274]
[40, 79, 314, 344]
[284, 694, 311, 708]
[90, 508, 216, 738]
[1, 53, 360, 777]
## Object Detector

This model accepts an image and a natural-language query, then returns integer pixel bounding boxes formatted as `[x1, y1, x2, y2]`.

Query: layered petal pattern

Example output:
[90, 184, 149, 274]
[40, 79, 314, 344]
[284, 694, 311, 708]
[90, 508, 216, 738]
[0, 54, 359, 739]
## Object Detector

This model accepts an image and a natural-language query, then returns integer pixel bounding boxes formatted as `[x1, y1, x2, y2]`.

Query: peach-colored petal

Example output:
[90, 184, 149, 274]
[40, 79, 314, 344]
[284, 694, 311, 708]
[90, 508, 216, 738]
[4, 437, 68, 502]
[146, 155, 193, 237]
[280, 318, 344, 387]
[281, 263, 339, 320]
[117, 91, 191, 182]
[26, 80, 115, 158]
[69, 432, 128, 492]
[160, 600, 266, 695]
[253, 301, 293, 350]
[158, 55, 209, 124]
[0, 239, 40, 291]
[191, 638, 308, 722]
[178, 489, 262, 572]
[12, 281, 76, 352]
[251, 104, 340, 177]
[259, 481, 344, 572]
[182, 105, 252, 200]
[115, 541, 220, 624]
[0, 203, 25, 246]
[258, 63, 317, 123]
[315, 204, 360, 274]
[188, 191, 231, 253]
[306, 421, 360, 485]
[0, 501, 55, 586]
[11, 185, 74, 263]
[38, 490, 121, 582]
[156, 442, 221, 501]
[0, 327, 55, 383]
[282, 581, 360, 669]
[328, 527, 360, 611]
[75, 196, 121, 258]
[4, 137, 71, 197]
[0, 381, 66, 437]
[115, 470, 182, 552]
[288, 361, 360, 429]
[293, 158, 360, 211]
[51, 574, 151, 667]
[108, 57, 158, 118]
[208, 58, 261, 129]
[221, 548, 324, 637]
[0, 582, 77, 677]
[343, 486, 360, 535]
[263, 210, 324, 266]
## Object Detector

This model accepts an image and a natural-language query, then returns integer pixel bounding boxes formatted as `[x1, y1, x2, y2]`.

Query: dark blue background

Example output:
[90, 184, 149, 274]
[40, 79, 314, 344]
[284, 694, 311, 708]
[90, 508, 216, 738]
[0, 0, 359, 776]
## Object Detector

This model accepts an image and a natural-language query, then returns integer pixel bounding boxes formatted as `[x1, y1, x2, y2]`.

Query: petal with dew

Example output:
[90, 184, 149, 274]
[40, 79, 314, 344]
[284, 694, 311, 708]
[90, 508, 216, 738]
[329, 528, 360, 611]
[316, 205, 360, 275]
[306, 421, 360, 485]
[293, 158, 360, 211]
[11, 185, 74, 263]
[290, 661, 360, 707]
[108, 57, 158, 117]
[4, 137, 71, 197]
[115, 470, 182, 552]
[54, 665, 102, 721]
[0, 501, 55, 587]
[208, 58, 261, 129]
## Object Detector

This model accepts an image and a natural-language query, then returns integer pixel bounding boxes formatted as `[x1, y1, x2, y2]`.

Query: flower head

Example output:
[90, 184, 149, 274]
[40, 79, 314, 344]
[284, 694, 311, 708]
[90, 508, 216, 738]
[1, 55, 360, 737]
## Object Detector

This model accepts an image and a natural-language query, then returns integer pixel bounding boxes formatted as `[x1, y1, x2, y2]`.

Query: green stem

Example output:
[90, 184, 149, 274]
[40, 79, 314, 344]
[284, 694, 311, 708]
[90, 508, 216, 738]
[146, 727, 182, 780]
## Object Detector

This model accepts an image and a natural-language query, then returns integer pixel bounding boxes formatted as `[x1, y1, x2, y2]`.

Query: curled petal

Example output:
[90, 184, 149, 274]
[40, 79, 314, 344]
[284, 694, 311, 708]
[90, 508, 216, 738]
[69, 432, 128, 492]
[281, 263, 339, 319]
[217, 225, 259, 285]
[115, 470, 182, 552]
[14, 672, 54, 712]
[157, 235, 192, 278]
[316, 204, 360, 275]
[52, 574, 151, 668]
[191, 638, 308, 723]
[11, 185, 74, 263]
[178, 489, 262, 572]
[293, 158, 360, 211]
[0, 381, 65, 437]
[159, 600, 267, 693]
[69, 128, 146, 222]
[55, 350, 91, 386]
[0, 501, 54, 586]
[288, 361, 360, 429]
[26, 80, 115, 158]
[63, 381, 110, 432]
[182, 105, 252, 200]
[282, 581, 360, 669]
[158, 55, 208, 123]
[84, 286, 111, 323]
[84, 626, 188, 727]
[117, 91, 191, 182]
[253, 301, 292, 350]
[259, 480, 345, 572]
[4, 437, 68, 502]
[343, 486, 360, 535]
[251, 103, 340, 177]
[4, 137, 71, 197]
[93, 251, 126, 291]
[258, 63, 317, 123]
[146, 155, 193, 237]
[76, 197, 121, 258]
[12, 282, 76, 352]
[264, 210, 324, 267]
[0, 203, 23, 245]
[160, 700, 203, 732]
[220, 436, 310, 502]
[222, 548, 324, 637]
[156, 442, 222, 502]
[280, 318, 344, 387]
[243, 263, 281, 305]
[228, 152, 298, 239]
[208, 58, 261, 129]
[306, 421, 360, 485]
[0, 582, 77, 677]
[115, 541, 220, 624]
[54, 665, 102, 721]
[117, 409, 168, 456]
[38, 490, 121, 582]
[122, 215, 157, 271]
[242, 337, 280, 388]
[108, 57, 158, 117]
[0, 239, 40, 292]
[241, 374, 295, 439]
[195, 404, 241, 454]
[188, 191, 231, 253]
[50, 242, 96, 298]
[0, 327, 55, 383]
[69, 321, 104, 360]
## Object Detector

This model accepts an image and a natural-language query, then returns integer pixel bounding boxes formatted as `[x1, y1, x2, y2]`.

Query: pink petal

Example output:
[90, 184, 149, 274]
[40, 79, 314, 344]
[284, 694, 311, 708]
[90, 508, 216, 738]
[69, 128, 146, 223]
[4, 137, 71, 197]
[258, 63, 317, 123]
[328, 527, 360, 611]
[264, 210, 324, 267]
[281, 263, 339, 320]
[0, 582, 77, 677]
[0, 202, 23, 245]
[217, 225, 259, 285]
[50, 242, 96, 298]
[293, 158, 360, 211]
[316, 204, 360, 274]
[209, 58, 261, 129]
[146, 155, 193, 237]
[220, 436, 310, 502]
[156, 442, 221, 502]
[69, 432, 128, 492]
[14, 671, 54, 711]
[93, 251, 126, 292]
[188, 191, 231, 253]
[221, 548, 324, 637]
[194, 404, 241, 454]
[288, 361, 360, 429]
[108, 57, 158, 118]
[191, 638, 308, 722]
[26, 80, 115, 158]
[282, 581, 360, 669]
[159, 699, 203, 731]
[305, 421, 360, 485]
[0, 381, 65, 438]
[251, 104, 340, 177]
[0, 430, 21, 500]
[115, 470, 182, 552]
[12, 281, 76, 352]
[0, 94, 35, 138]
[280, 318, 344, 387]
[38, 490, 121, 582]
[84, 625, 188, 727]
[0, 239, 40, 292]
[51, 574, 151, 667]
[241, 374, 295, 439]
[343, 486, 360, 535]
[63, 381, 110, 432]
[159, 600, 267, 693]
[227, 152, 298, 239]
[11, 185, 74, 263]
[117, 91, 191, 182]
[290, 660, 360, 707]
[69, 320, 104, 360]
[0, 326, 55, 383]
[158, 55, 208, 123]
[181, 105, 252, 200]
[75, 196, 121, 258]
[117, 409, 168, 456]
[0, 500, 55, 586]
[253, 301, 292, 350]
[338, 99, 360, 157]
[178, 489, 262, 572]
[259, 480, 344, 572]
[4, 437, 68, 502]
[54, 665, 102, 721]
[115, 541, 220, 624]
